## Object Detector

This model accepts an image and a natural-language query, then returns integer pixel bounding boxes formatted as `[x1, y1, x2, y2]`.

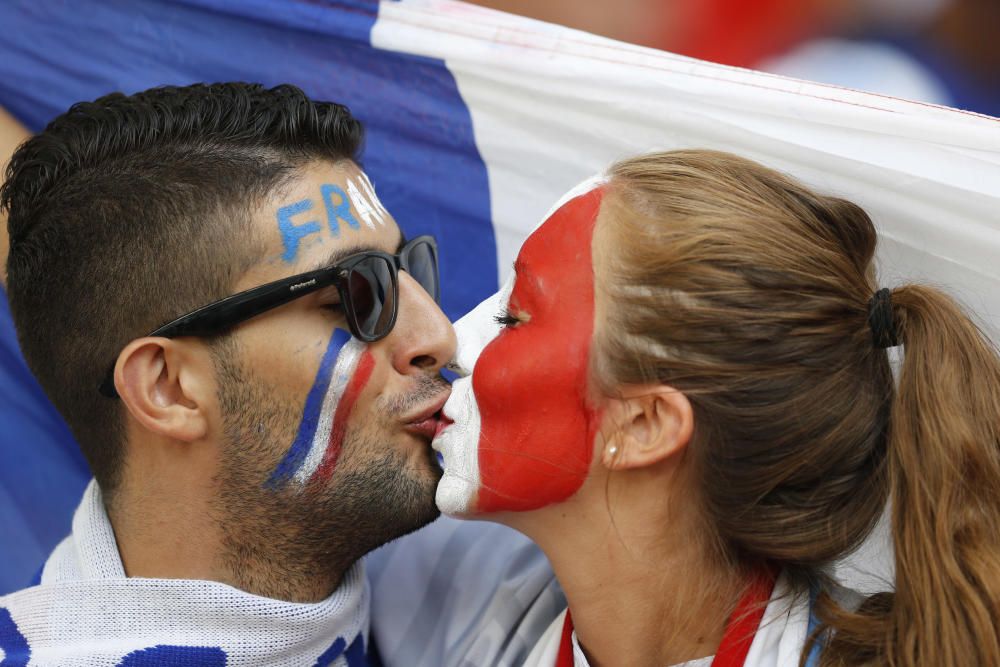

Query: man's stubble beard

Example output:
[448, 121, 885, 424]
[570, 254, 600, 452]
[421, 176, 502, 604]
[210, 340, 442, 601]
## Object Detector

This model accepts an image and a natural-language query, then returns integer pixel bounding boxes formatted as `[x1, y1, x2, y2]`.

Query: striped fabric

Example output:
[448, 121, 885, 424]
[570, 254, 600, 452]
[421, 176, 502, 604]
[0, 0, 998, 628]
[1, 481, 371, 666]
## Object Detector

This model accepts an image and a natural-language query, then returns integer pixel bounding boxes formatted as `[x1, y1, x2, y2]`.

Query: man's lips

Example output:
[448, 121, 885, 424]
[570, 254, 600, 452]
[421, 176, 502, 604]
[403, 392, 451, 440]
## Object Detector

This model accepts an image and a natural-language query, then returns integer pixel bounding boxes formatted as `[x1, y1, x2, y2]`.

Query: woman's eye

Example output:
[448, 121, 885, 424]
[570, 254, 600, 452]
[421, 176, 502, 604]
[493, 310, 521, 329]
[321, 302, 344, 314]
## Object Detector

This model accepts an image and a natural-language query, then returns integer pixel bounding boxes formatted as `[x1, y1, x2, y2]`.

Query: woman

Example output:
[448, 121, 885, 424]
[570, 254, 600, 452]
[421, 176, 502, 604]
[371, 149, 1000, 666]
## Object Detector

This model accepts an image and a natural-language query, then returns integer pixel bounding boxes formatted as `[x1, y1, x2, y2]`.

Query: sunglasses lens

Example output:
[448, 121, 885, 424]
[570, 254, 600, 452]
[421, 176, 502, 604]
[348, 256, 395, 339]
[405, 240, 439, 302]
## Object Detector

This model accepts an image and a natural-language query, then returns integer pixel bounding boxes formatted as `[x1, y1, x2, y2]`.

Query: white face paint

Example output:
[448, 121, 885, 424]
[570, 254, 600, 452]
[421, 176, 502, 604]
[346, 174, 389, 230]
[434, 279, 512, 514]
[433, 175, 609, 515]
[359, 172, 391, 221]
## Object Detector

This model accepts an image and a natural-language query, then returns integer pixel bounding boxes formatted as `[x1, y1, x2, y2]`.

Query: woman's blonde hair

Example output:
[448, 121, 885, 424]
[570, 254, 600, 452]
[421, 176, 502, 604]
[597, 149, 1000, 666]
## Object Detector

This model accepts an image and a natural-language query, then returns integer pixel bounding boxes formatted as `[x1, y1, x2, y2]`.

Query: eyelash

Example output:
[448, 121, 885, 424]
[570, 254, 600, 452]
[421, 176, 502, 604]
[494, 310, 521, 328]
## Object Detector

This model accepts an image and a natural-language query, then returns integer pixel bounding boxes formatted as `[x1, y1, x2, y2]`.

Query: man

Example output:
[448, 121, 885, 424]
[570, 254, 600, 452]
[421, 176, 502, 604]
[0, 82, 455, 665]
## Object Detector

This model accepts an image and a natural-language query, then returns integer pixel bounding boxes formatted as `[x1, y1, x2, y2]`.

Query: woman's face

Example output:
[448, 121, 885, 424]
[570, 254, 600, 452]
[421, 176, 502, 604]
[434, 179, 607, 514]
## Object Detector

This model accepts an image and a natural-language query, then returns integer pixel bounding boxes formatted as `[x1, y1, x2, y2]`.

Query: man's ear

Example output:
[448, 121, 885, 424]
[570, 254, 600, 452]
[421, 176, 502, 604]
[114, 337, 214, 442]
[600, 385, 693, 470]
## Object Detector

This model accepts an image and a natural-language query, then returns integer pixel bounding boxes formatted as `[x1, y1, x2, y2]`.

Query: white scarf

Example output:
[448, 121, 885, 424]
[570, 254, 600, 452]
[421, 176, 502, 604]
[0, 480, 370, 666]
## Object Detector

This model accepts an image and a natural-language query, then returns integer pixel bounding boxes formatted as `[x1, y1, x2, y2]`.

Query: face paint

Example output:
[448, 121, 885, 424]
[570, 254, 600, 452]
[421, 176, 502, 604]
[312, 346, 375, 484]
[277, 170, 391, 263]
[267, 328, 374, 488]
[435, 178, 607, 514]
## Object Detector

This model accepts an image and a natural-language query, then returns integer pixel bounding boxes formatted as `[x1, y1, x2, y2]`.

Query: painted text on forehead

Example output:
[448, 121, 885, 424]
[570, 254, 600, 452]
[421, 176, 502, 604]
[472, 187, 605, 513]
[277, 169, 392, 263]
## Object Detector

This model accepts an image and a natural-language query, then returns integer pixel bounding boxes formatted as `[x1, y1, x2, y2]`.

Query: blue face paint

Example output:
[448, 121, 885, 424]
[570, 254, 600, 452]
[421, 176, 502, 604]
[277, 180, 379, 263]
[267, 328, 371, 489]
[278, 199, 321, 263]
[321, 183, 361, 237]
[267, 329, 351, 488]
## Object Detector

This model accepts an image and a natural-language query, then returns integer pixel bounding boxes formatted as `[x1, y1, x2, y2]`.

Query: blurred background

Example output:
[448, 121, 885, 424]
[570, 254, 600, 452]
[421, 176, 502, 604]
[469, 0, 999, 117]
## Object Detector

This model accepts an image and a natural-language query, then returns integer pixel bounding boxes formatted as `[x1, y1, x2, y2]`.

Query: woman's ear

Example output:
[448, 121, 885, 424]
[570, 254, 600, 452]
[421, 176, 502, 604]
[601, 384, 693, 470]
[114, 337, 214, 442]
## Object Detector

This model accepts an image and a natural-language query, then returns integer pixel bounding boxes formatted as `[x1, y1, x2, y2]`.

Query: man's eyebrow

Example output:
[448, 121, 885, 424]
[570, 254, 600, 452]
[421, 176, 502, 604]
[304, 231, 406, 273]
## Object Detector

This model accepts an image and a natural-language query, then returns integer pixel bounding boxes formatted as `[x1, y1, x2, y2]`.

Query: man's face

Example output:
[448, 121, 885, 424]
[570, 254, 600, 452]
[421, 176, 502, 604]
[434, 179, 605, 515]
[210, 160, 455, 578]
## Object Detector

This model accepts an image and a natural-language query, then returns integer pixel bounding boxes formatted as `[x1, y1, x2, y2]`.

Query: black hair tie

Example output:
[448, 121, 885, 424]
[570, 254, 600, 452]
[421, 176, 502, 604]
[868, 288, 899, 349]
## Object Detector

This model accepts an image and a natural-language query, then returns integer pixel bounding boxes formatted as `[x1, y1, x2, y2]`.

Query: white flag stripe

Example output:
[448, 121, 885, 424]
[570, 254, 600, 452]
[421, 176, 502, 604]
[293, 338, 367, 486]
[374, 0, 1000, 341]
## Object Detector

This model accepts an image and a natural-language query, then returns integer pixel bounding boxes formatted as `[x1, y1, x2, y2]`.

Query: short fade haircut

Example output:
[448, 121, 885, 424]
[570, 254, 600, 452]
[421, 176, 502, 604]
[1, 82, 364, 498]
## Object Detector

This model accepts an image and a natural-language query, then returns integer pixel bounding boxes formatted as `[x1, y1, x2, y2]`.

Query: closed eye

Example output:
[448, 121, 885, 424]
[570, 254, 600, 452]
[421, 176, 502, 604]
[316, 286, 343, 313]
[494, 311, 521, 328]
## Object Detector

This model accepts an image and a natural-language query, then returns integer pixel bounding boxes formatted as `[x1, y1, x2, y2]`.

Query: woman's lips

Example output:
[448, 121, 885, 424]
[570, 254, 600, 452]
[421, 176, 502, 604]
[435, 414, 454, 438]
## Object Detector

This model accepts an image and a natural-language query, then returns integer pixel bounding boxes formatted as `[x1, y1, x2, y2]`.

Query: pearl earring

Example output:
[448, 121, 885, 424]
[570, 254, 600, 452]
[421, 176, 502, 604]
[608, 445, 618, 458]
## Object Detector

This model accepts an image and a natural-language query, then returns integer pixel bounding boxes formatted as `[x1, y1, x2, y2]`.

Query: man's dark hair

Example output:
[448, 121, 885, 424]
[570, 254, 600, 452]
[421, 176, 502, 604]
[1, 82, 364, 499]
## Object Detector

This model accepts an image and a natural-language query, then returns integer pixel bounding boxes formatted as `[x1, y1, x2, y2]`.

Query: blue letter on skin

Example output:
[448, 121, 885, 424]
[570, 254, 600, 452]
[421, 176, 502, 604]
[321, 184, 361, 237]
[278, 199, 321, 263]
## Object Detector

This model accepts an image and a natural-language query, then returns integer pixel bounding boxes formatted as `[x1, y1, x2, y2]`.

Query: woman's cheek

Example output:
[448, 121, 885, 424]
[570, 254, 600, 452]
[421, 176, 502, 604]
[474, 325, 596, 511]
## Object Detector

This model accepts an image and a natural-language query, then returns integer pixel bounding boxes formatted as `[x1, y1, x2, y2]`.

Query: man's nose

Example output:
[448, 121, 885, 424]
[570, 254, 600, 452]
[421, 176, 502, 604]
[388, 270, 457, 375]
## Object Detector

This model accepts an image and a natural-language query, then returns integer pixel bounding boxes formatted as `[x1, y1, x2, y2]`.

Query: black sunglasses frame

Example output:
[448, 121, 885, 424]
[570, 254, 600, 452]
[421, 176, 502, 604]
[99, 235, 439, 398]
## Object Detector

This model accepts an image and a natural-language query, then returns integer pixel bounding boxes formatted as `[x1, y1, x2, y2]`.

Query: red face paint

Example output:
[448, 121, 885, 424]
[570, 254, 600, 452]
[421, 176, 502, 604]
[473, 188, 604, 512]
[314, 349, 375, 482]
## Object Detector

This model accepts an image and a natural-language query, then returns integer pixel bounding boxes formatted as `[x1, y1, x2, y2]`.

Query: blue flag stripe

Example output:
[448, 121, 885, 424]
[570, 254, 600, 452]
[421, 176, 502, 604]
[0, 0, 495, 594]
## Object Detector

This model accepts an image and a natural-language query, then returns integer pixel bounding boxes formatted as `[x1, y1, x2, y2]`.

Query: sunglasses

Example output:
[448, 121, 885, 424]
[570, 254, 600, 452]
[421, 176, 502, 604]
[99, 235, 440, 398]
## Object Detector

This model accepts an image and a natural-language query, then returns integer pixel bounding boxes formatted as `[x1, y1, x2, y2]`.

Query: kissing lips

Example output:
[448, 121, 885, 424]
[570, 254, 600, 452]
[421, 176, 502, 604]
[403, 392, 450, 441]
[435, 413, 454, 438]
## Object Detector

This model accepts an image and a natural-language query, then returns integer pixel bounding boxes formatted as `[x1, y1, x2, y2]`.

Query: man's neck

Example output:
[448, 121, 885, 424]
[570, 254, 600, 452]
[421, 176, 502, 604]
[110, 492, 225, 582]
[216, 517, 351, 602]
[109, 489, 347, 603]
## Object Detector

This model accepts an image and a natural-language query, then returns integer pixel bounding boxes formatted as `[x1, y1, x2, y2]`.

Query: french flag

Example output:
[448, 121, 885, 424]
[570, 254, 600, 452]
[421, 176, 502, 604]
[1, 0, 999, 596]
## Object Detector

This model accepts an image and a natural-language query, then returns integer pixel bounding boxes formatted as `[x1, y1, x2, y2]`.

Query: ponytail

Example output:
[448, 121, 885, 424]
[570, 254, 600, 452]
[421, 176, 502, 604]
[881, 285, 1000, 665]
[819, 285, 1000, 666]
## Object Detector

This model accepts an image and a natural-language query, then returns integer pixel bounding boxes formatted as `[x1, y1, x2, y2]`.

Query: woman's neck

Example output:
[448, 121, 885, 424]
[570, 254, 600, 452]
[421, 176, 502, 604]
[503, 469, 745, 667]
